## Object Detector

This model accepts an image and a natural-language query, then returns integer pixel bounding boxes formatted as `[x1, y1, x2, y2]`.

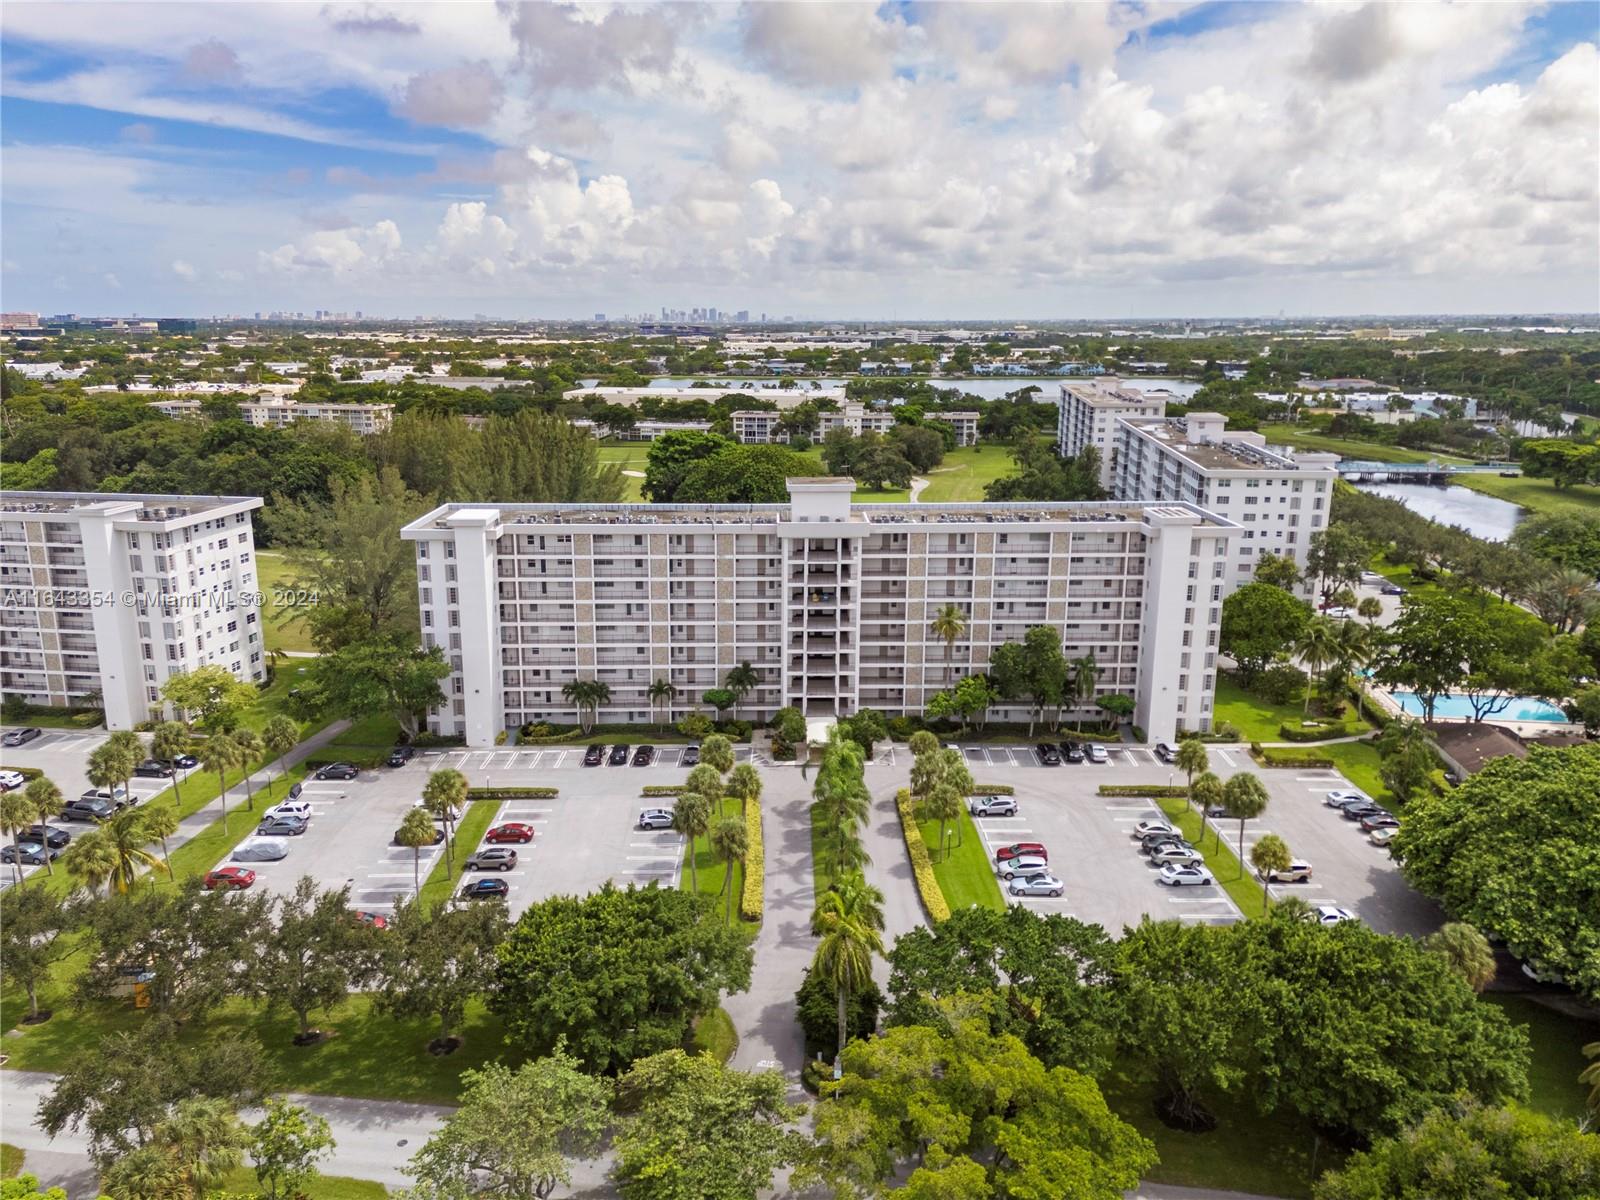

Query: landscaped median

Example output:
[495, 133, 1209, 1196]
[417, 798, 502, 910]
[1148, 793, 1267, 917]
[895, 788, 949, 923]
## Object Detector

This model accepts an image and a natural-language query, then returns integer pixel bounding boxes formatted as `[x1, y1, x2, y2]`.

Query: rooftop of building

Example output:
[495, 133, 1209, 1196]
[1119, 415, 1331, 473]
[1059, 378, 1166, 408]
[0, 490, 261, 520]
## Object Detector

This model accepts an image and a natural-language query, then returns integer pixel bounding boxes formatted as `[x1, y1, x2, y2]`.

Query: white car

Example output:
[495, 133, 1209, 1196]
[969, 795, 1018, 817]
[1085, 744, 1109, 764]
[0, 769, 24, 790]
[997, 854, 1049, 881]
[232, 839, 289, 862]
[1149, 845, 1203, 867]
[412, 798, 463, 822]
[1266, 860, 1314, 883]
[1008, 873, 1065, 898]
[638, 808, 674, 830]
[262, 799, 313, 823]
[1315, 905, 1357, 925]
[1369, 826, 1399, 848]
[1324, 790, 1368, 808]
[1158, 864, 1215, 887]
[1133, 820, 1179, 840]
[1325, 606, 1356, 620]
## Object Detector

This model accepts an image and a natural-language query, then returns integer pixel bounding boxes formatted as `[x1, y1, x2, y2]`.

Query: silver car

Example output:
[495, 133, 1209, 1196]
[638, 808, 674, 830]
[1008, 873, 1065, 898]
[466, 847, 518, 872]
[997, 854, 1048, 880]
[1149, 845, 1203, 867]
[232, 840, 289, 863]
[969, 795, 1018, 817]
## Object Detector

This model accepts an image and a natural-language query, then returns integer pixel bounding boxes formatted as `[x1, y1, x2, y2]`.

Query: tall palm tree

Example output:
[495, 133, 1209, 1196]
[150, 720, 192, 808]
[0, 790, 33, 884]
[1293, 617, 1340, 717]
[710, 816, 748, 923]
[22, 776, 64, 875]
[396, 808, 437, 898]
[686, 763, 726, 818]
[61, 828, 120, 897]
[724, 762, 762, 814]
[921, 782, 963, 862]
[198, 733, 243, 827]
[724, 661, 759, 722]
[813, 771, 870, 876]
[648, 678, 676, 730]
[699, 733, 735, 776]
[87, 739, 137, 809]
[1175, 739, 1209, 817]
[810, 872, 886, 1064]
[151, 1096, 246, 1200]
[1190, 771, 1224, 847]
[1423, 922, 1496, 992]
[1069, 654, 1099, 731]
[929, 604, 969, 687]
[105, 730, 144, 806]
[232, 730, 264, 810]
[421, 768, 469, 876]
[561, 678, 611, 735]
[260, 715, 299, 788]
[101, 807, 166, 892]
[1222, 772, 1269, 876]
[1250, 834, 1291, 914]
[1357, 596, 1383, 627]
[143, 803, 181, 880]
[672, 791, 712, 895]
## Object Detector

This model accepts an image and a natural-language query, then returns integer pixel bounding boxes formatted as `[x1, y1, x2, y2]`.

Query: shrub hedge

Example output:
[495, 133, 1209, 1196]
[1098, 784, 1191, 797]
[1277, 720, 1366, 742]
[740, 792, 764, 922]
[1249, 743, 1335, 769]
[642, 785, 685, 797]
[967, 784, 1014, 795]
[465, 786, 559, 800]
[896, 787, 950, 923]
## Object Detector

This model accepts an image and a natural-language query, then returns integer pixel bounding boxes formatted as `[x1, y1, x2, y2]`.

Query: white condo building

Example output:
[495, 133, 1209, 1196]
[1056, 379, 1167, 487]
[1111, 414, 1338, 597]
[150, 397, 394, 433]
[0, 492, 267, 729]
[401, 478, 1239, 747]
[732, 406, 980, 447]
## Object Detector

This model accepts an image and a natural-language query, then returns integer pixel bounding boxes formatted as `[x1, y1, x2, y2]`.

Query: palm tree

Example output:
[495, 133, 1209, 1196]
[1070, 654, 1099, 731]
[396, 808, 437, 898]
[724, 762, 762, 814]
[232, 730, 264, 810]
[150, 721, 192, 808]
[648, 678, 676, 730]
[921, 782, 963, 862]
[1175, 739, 1209, 817]
[422, 768, 469, 876]
[561, 678, 611, 735]
[1222, 772, 1269, 876]
[1423, 922, 1496, 992]
[260, 715, 299, 788]
[0, 790, 32, 884]
[142, 803, 181, 880]
[710, 816, 748, 923]
[1250, 834, 1291, 913]
[813, 772, 870, 877]
[1190, 772, 1224, 847]
[101, 807, 167, 892]
[61, 828, 119, 896]
[150, 1096, 246, 1200]
[87, 739, 137, 810]
[929, 603, 969, 686]
[810, 872, 886, 1064]
[198, 733, 243, 828]
[1357, 596, 1383, 627]
[672, 791, 712, 895]
[22, 776, 64, 875]
[686, 764, 726, 818]
[1293, 617, 1340, 716]
[105, 730, 143, 805]
[724, 661, 759, 722]
[699, 733, 735, 776]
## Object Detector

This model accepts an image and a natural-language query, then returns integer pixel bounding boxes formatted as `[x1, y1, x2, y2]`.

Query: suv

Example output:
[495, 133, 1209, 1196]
[1266, 860, 1314, 883]
[608, 744, 630, 766]
[315, 762, 359, 781]
[1155, 742, 1180, 763]
[62, 797, 115, 822]
[1085, 743, 1109, 764]
[465, 847, 518, 872]
[969, 795, 1018, 817]
[1034, 743, 1061, 766]
[1061, 741, 1085, 764]
[638, 808, 674, 830]
[632, 745, 655, 767]
[583, 744, 605, 766]
[2, 727, 41, 747]
[133, 759, 174, 778]
[997, 854, 1049, 881]
[262, 799, 313, 823]
[386, 745, 415, 767]
[681, 744, 701, 767]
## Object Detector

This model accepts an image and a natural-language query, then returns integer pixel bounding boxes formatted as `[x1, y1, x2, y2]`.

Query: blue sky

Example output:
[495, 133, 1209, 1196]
[1, 1, 1595, 319]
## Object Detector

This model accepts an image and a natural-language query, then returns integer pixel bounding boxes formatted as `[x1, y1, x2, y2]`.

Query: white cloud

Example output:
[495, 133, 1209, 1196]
[181, 39, 244, 84]
[261, 219, 404, 274]
[396, 61, 503, 127]
[171, 259, 197, 281]
[740, 2, 907, 87]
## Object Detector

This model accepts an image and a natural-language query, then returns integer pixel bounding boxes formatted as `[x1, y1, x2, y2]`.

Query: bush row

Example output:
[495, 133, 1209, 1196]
[740, 794, 764, 922]
[7, 766, 45, 783]
[896, 787, 950, 924]
[304, 752, 388, 769]
[1249, 743, 1335, 769]
[642, 785, 685, 797]
[465, 787, 559, 800]
[967, 783, 1014, 795]
[1354, 688, 1395, 729]
[1098, 784, 1191, 797]
[1276, 721, 1366, 742]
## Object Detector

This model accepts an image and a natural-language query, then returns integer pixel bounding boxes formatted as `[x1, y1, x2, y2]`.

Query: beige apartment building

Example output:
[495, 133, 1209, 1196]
[149, 396, 394, 433]
[401, 479, 1238, 746]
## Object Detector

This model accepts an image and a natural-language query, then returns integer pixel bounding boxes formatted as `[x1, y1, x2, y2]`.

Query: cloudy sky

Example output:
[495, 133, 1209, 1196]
[2, 1, 1596, 319]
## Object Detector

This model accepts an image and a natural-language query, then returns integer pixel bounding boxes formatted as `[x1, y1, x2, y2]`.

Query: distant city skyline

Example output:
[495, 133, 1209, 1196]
[2, 2, 1595, 318]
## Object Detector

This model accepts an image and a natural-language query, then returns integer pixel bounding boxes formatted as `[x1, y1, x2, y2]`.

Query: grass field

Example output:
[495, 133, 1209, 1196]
[917, 446, 1018, 502]
[917, 805, 1005, 911]
[219, 1168, 388, 1199]
[416, 798, 500, 910]
[253, 550, 317, 653]
[1454, 471, 1600, 520]
[688, 1005, 738, 1064]
[1485, 994, 1600, 1122]
[682, 797, 754, 930]
[1258, 428, 1473, 465]
[1212, 675, 1322, 743]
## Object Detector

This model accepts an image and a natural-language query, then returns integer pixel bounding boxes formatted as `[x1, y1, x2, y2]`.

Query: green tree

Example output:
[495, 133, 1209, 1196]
[648, 677, 676, 730]
[87, 738, 137, 812]
[1306, 523, 1372, 599]
[811, 871, 886, 1062]
[396, 807, 437, 897]
[1375, 719, 1437, 804]
[723, 761, 762, 814]
[1069, 653, 1099, 730]
[1422, 922, 1496, 992]
[1313, 1101, 1600, 1200]
[248, 1098, 335, 1200]
[61, 828, 119, 897]
[421, 767, 469, 876]
[260, 715, 299, 787]
[232, 729, 264, 810]
[304, 635, 449, 740]
[1250, 834, 1292, 913]
[701, 687, 736, 721]
[699, 733, 735, 775]
[1357, 595, 1383, 625]
[147, 1097, 247, 1200]
[768, 705, 807, 758]
[1222, 772, 1269, 874]
[1373, 592, 1493, 721]
[0, 884, 78, 1021]
[198, 731, 243, 828]
[923, 782, 964, 861]
[930, 603, 969, 687]
[1175, 739, 1209, 818]
[724, 660, 759, 722]
[376, 895, 509, 1048]
[672, 791, 712, 896]
[257, 877, 374, 1042]
[160, 664, 258, 733]
[491, 883, 754, 1074]
[1253, 552, 1302, 591]
[675, 444, 820, 503]
[1396, 744, 1600, 1000]
[142, 802, 180, 878]
[611, 1050, 809, 1200]
[710, 815, 748, 923]
[1220, 582, 1311, 680]
[105, 730, 143, 806]
[0, 788, 33, 885]
[1293, 616, 1341, 716]
[150, 720, 192, 807]
[562, 678, 611, 734]
[405, 1054, 612, 1200]
[642, 430, 733, 503]
[952, 672, 996, 730]
[22, 776, 65, 875]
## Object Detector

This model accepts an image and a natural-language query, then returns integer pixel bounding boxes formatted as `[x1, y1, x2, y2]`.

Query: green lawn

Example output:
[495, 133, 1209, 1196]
[1153, 794, 1268, 917]
[1485, 994, 1600, 1122]
[918, 446, 1019, 502]
[0, 1144, 22, 1177]
[3, 709, 101, 730]
[253, 550, 317, 653]
[1455, 471, 1600, 520]
[239, 660, 321, 737]
[219, 1168, 388, 1199]
[688, 1005, 738, 1064]
[916, 806, 1005, 912]
[417, 799, 500, 910]
[1318, 740, 1391, 805]
[319, 713, 404, 762]
[1212, 675, 1322, 743]
[1258, 428, 1473, 465]
[682, 797, 751, 929]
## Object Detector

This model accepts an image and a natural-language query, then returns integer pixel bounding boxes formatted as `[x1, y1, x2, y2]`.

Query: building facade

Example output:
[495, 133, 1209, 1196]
[1056, 379, 1168, 486]
[401, 479, 1238, 747]
[1110, 414, 1338, 596]
[150, 397, 394, 433]
[733, 406, 979, 447]
[0, 492, 267, 729]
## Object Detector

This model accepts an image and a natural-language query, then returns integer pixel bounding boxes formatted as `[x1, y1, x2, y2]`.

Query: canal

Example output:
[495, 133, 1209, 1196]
[1355, 481, 1527, 542]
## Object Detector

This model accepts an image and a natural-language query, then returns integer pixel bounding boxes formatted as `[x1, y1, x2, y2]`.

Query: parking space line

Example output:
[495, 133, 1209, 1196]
[1217, 749, 1236, 767]
[449, 752, 471, 769]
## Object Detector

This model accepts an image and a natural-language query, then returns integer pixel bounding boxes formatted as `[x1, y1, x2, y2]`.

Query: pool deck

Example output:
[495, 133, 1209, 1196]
[1368, 685, 1576, 740]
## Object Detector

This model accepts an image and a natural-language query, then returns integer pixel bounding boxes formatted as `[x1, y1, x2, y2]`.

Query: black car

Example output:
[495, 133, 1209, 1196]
[2, 727, 42, 747]
[1060, 741, 1085, 764]
[133, 759, 175, 778]
[256, 815, 309, 836]
[583, 744, 605, 767]
[1341, 802, 1385, 822]
[315, 762, 359, 781]
[62, 798, 115, 822]
[632, 745, 655, 767]
[1360, 812, 1400, 832]
[1141, 835, 1196, 856]
[386, 745, 416, 767]
[608, 744, 630, 766]
[1203, 803, 1231, 819]
[24, 824, 70, 849]
[1034, 743, 1061, 766]
[395, 824, 446, 845]
[169, 753, 198, 769]
[681, 744, 701, 767]
[460, 878, 510, 901]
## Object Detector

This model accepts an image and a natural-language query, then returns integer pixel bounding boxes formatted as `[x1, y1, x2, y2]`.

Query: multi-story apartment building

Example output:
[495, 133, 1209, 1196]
[733, 406, 980, 447]
[1111, 414, 1338, 596]
[150, 397, 394, 433]
[562, 385, 848, 409]
[0, 492, 266, 729]
[401, 478, 1239, 747]
[1056, 378, 1168, 487]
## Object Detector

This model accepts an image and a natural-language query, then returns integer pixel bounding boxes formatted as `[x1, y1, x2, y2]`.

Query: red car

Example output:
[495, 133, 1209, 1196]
[993, 842, 1048, 864]
[204, 866, 255, 891]
[352, 910, 389, 929]
[485, 823, 536, 845]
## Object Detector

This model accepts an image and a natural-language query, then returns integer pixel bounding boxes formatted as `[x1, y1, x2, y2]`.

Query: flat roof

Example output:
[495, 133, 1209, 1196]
[0, 490, 261, 519]
[1120, 417, 1323, 473]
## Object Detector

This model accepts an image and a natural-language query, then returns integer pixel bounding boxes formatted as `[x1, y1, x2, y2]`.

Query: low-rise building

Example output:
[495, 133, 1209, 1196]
[149, 396, 394, 433]
[0, 491, 266, 729]
[562, 385, 847, 409]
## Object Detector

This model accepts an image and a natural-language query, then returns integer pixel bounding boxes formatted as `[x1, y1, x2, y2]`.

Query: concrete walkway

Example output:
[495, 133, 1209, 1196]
[908, 475, 930, 501]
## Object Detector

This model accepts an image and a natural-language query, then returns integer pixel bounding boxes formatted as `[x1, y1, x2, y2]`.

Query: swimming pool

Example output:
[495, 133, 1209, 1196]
[1387, 691, 1571, 723]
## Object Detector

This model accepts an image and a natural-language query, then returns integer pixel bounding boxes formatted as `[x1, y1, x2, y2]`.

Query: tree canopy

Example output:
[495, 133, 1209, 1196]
[1219, 582, 1311, 679]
